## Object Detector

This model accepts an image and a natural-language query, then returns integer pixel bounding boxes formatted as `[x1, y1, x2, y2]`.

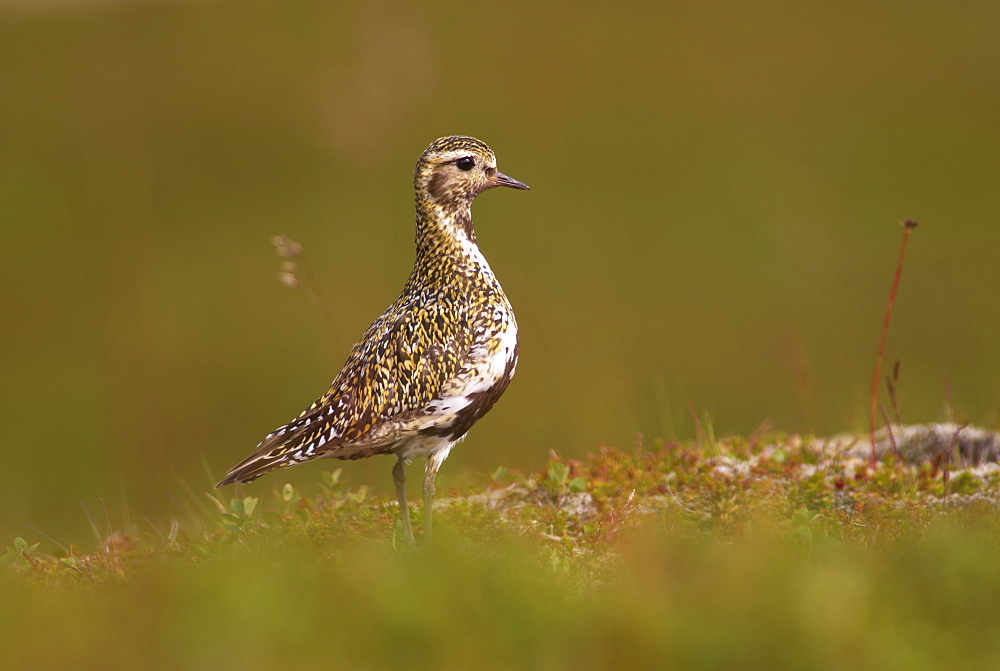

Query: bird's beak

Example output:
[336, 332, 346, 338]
[491, 171, 530, 190]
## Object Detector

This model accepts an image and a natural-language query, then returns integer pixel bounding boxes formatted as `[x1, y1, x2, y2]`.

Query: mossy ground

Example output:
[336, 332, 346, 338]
[4, 431, 1000, 668]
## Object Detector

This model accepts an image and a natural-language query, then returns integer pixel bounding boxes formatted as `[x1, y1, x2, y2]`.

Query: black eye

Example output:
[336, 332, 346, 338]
[455, 156, 475, 171]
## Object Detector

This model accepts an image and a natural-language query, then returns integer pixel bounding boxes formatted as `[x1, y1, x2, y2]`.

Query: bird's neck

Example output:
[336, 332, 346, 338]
[415, 198, 479, 255]
[410, 199, 492, 285]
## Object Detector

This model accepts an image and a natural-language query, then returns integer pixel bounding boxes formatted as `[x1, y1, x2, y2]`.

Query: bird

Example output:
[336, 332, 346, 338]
[216, 135, 529, 546]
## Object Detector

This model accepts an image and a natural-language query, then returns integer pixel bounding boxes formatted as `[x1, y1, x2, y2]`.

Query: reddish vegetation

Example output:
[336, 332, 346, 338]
[868, 220, 918, 467]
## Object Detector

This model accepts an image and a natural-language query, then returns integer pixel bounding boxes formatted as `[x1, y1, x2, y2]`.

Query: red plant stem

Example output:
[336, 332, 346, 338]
[869, 220, 918, 467]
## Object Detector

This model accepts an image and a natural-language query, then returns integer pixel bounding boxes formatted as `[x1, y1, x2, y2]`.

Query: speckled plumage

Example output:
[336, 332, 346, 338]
[217, 136, 528, 544]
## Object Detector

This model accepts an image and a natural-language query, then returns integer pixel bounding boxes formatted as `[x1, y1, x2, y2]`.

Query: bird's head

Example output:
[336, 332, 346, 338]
[414, 136, 529, 206]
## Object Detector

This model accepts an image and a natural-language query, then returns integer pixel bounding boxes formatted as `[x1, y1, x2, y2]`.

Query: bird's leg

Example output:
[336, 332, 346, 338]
[393, 457, 415, 546]
[423, 453, 444, 546]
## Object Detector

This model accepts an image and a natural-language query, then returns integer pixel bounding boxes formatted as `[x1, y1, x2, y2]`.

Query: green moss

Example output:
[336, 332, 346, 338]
[949, 471, 983, 496]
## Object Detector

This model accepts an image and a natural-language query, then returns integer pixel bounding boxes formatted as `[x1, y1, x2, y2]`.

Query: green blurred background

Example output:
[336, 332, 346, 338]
[1, 0, 998, 541]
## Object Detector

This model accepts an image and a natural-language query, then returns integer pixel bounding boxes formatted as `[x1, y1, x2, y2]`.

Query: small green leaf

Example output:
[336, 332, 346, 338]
[568, 477, 588, 493]
[295, 509, 311, 523]
[548, 461, 570, 485]
[13, 537, 28, 553]
[229, 498, 244, 516]
[243, 496, 258, 517]
[490, 465, 508, 481]
[283, 483, 295, 503]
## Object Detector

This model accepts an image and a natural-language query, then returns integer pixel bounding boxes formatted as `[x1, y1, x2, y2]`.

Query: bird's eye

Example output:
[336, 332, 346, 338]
[455, 156, 475, 171]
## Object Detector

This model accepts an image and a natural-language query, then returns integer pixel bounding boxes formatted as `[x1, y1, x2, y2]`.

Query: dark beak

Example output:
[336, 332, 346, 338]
[491, 171, 530, 190]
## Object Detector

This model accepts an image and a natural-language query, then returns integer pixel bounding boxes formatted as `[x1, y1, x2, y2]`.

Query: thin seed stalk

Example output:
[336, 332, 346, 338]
[869, 220, 918, 467]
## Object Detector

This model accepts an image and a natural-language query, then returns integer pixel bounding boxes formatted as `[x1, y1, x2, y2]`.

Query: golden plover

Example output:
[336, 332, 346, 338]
[217, 135, 529, 545]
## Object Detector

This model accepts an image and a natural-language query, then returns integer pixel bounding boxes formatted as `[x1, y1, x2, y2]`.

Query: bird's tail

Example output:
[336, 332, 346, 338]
[215, 427, 299, 487]
[215, 404, 336, 488]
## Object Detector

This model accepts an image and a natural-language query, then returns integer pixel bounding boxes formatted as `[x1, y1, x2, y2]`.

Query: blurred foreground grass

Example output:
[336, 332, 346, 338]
[3, 431, 1000, 668]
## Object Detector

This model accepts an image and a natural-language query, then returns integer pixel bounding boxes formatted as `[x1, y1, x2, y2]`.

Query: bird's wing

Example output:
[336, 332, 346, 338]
[216, 303, 472, 486]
